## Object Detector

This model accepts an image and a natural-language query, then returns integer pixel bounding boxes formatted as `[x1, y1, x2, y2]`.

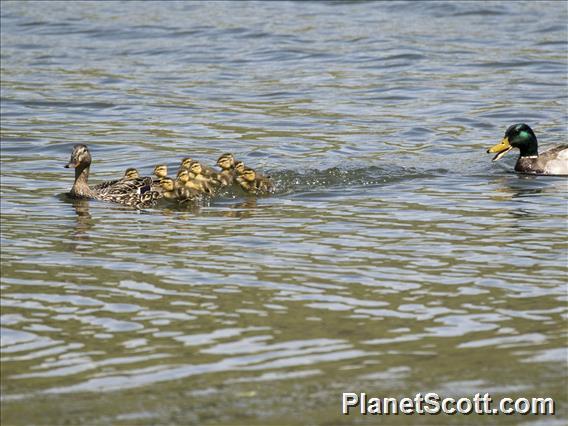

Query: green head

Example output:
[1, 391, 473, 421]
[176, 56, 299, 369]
[488, 123, 538, 161]
[505, 123, 538, 155]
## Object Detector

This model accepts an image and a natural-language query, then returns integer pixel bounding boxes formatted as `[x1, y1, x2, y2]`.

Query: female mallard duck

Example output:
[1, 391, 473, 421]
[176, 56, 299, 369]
[236, 167, 274, 195]
[123, 168, 140, 180]
[216, 152, 236, 186]
[488, 123, 568, 175]
[65, 144, 159, 208]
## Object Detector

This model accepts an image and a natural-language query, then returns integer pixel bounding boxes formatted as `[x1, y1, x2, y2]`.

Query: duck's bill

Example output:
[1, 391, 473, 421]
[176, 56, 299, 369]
[64, 161, 77, 168]
[487, 137, 513, 162]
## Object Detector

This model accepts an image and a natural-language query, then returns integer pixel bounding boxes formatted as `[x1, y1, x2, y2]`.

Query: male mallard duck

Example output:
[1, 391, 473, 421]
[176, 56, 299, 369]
[65, 144, 159, 208]
[153, 164, 168, 179]
[488, 123, 568, 175]
[236, 167, 274, 195]
[216, 152, 236, 186]
[123, 168, 140, 180]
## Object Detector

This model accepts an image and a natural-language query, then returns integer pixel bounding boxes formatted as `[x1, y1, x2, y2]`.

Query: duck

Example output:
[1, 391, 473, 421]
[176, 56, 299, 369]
[188, 161, 221, 195]
[179, 157, 193, 171]
[234, 161, 246, 176]
[65, 144, 159, 208]
[159, 177, 177, 200]
[180, 156, 217, 177]
[153, 164, 168, 180]
[176, 168, 191, 189]
[216, 152, 236, 186]
[236, 167, 274, 195]
[488, 123, 568, 175]
[161, 174, 201, 205]
[175, 169, 204, 195]
[123, 168, 140, 180]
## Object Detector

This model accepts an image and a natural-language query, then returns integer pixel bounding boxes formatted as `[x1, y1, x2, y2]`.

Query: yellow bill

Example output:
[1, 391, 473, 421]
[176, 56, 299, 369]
[487, 137, 513, 161]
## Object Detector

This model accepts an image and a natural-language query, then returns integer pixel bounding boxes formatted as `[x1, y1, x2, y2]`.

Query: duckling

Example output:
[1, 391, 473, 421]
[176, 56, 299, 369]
[236, 167, 274, 196]
[189, 161, 221, 195]
[488, 123, 568, 175]
[159, 177, 177, 200]
[179, 157, 193, 171]
[180, 156, 217, 177]
[176, 168, 190, 188]
[234, 161, 246, 176]
[153, 164, 168, 180]
[216, 152, 236, 186]
[65, 144, 159, 208]
[176, 168, 203, 193]
[123, 168, 140, 180]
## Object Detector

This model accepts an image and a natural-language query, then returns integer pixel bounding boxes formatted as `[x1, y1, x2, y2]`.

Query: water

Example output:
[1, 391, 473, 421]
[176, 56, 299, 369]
[1, 1, 567, 424]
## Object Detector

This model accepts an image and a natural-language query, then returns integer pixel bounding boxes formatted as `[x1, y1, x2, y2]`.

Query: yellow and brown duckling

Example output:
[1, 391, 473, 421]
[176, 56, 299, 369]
[216, 152, 236, 186]
[236, 167, 274, 196]
[180, 156, 217, 177]
[153, 164, 168, 180]
[488, 123, 568, 175]
[160, 175, 201, 204]
[234, 161, 246, 176]
[176, 168, 191, 188]
[123, 168, 140, 180]
[179, 157, 193, 172]
[159, 177, 177, 200]
[176, 168, 201, 193]
[188, 160, 221, 195]
[65, 144, 159, 208]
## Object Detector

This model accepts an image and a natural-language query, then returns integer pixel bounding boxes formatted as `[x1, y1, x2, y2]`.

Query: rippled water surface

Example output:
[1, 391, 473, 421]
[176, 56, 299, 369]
[1, 1, 567, 424]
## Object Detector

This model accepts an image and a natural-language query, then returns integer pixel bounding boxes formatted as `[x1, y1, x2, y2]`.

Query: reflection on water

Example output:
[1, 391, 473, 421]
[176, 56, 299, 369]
[70, 199, 93, 238]
[1, 0, 567, 424]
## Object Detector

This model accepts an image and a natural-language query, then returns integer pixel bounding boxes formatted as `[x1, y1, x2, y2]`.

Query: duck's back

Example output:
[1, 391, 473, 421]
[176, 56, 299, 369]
[541, 145, 568, 175]
[516, 144, 568, 176]
[94, 176, 160, 207]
